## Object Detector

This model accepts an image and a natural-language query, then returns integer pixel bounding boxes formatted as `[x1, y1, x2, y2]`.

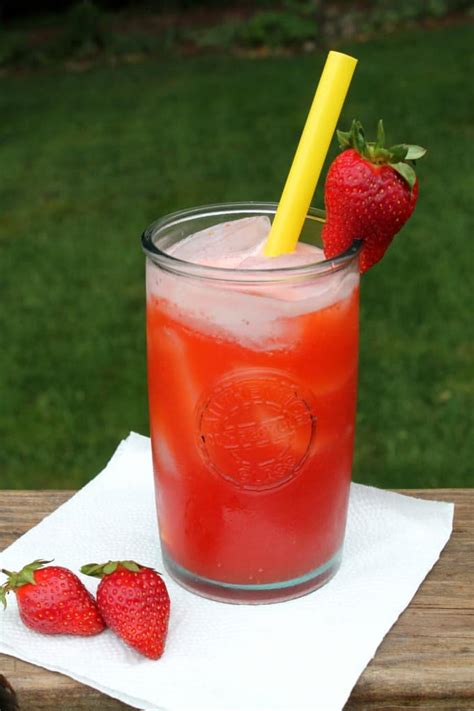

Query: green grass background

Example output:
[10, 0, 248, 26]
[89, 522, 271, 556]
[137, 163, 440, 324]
[1, 24, 472, 489]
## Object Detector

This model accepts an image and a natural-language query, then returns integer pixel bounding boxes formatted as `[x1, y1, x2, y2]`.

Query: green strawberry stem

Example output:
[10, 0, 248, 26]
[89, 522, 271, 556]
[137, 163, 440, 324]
[0, 559, 53, 609]
[81, 560, 145, 578]
[336, 119, 426, 191]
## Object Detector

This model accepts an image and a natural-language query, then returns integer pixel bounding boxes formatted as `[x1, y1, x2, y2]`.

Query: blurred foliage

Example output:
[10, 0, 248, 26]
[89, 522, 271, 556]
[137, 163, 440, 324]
[323, 0, 474, 40]
[48, 0, 105, 58]
[62, 0, 104, 51]
[0, 30, 32, 65]
[187, 20, 242, 51]
[0, 0, 472, 68]
[1, 0, 473, 17]
[238, 5, 317, 49]
[189, 1, 318, 51]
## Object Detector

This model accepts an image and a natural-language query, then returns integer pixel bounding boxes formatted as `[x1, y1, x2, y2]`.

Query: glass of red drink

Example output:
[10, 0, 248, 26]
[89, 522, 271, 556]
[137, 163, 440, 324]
[142, 203, 360, 603]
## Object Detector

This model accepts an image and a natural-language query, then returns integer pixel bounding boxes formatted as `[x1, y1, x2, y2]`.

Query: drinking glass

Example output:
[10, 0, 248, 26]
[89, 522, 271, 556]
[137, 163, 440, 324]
[142, 202, 360, 603]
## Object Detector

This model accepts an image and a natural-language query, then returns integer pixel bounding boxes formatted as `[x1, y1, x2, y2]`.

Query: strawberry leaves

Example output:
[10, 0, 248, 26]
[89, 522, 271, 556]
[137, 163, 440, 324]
[405, 145, 427, 160]
[375, 119, 385, 151]
[391, 162, 417, 190]
[81, 560, 144, 578]
[336, 119, 426, 191]
[0, 560, 53, 608]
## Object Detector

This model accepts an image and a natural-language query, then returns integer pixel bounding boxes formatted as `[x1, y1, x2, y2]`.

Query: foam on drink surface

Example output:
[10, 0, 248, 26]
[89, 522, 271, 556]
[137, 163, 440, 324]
[147, 216, 358, 348]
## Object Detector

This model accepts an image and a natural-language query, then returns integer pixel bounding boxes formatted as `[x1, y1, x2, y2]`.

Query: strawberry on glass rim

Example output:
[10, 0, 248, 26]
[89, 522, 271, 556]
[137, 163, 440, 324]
[322, 119, 426, 272]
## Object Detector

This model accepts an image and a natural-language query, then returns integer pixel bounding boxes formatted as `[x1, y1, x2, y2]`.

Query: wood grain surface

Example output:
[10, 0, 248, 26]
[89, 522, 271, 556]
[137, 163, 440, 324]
[0, 489, 472, 710]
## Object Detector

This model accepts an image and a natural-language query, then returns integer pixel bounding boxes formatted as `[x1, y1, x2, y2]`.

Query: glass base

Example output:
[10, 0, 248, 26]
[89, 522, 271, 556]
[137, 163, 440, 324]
[162, 548, 343, 604]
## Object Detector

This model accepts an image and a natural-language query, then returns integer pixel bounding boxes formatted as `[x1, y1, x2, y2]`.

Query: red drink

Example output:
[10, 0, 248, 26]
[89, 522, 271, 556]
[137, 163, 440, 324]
[143, 204, 360, 603]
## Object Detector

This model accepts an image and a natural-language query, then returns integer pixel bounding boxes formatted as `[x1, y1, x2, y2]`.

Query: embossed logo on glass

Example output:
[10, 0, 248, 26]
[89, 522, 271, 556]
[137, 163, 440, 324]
[197, 370, 316, 491]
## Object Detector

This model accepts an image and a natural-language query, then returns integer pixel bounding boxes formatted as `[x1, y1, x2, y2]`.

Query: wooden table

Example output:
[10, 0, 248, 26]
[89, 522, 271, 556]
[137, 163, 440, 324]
[0, 489, 472, 710]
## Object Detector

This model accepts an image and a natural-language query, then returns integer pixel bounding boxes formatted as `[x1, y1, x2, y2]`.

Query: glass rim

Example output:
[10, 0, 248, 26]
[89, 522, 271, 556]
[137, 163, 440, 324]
[141, 202, 361, 284]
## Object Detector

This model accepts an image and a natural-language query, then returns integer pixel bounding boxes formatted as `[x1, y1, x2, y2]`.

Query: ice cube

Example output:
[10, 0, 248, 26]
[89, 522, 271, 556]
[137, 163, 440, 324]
[167, 216, 271, 268]
[240, 242, 325, 270]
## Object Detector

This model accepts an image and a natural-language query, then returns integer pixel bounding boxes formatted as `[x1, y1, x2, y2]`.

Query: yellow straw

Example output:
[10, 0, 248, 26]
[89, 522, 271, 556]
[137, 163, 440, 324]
[264, 51, 357, 257]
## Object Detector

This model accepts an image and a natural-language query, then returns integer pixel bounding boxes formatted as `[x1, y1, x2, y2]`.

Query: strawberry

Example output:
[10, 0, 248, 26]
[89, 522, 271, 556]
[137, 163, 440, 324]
[81, 560, 170, 660]
[322, 119, 426, 272]
[0, 559, 105, 636]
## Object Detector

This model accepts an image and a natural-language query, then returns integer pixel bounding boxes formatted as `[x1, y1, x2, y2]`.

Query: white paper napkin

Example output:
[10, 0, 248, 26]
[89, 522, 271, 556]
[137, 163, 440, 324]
[0, 433, 453, 711]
